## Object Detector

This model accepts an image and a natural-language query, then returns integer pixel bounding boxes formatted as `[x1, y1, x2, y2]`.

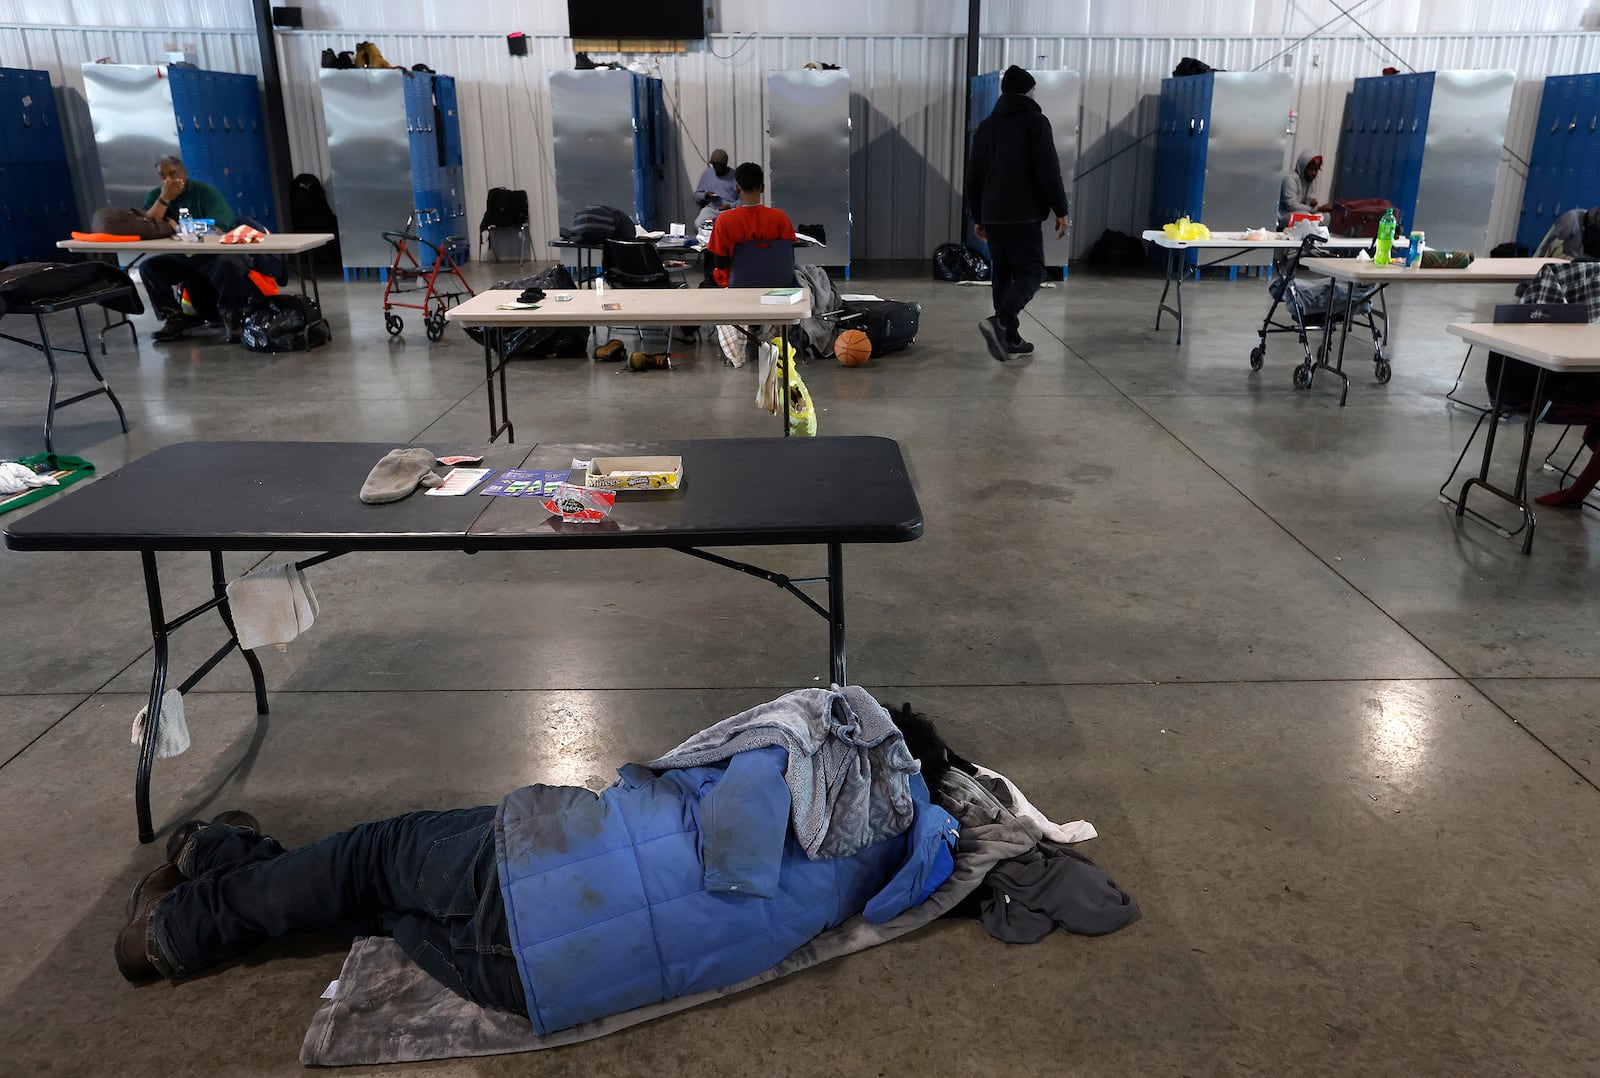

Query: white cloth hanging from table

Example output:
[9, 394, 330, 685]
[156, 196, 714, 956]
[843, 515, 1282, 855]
[226, 562, 319, 652]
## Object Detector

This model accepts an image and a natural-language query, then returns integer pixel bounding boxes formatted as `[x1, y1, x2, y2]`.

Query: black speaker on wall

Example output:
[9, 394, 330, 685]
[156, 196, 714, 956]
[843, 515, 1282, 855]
[271, 6, 304, 27]
[507, 32, 529, 56]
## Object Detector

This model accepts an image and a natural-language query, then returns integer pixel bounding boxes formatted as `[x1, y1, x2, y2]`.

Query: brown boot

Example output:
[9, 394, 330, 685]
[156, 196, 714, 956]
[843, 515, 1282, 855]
[115, 864, 184, 983]
[628, 351, 679, 371]
[593, 338, 626, 362]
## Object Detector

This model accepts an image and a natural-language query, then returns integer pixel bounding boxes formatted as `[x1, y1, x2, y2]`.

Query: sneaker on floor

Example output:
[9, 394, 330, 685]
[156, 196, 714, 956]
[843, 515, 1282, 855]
[152, 313, 204, 342]
[221, 309, 244, 344]
[978, 316, 1008, 362]
[1006, 337, 1034, 355]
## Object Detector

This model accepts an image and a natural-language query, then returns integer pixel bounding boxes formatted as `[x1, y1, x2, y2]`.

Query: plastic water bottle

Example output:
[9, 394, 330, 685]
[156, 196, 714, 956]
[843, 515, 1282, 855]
[177, 207, 192, 241]
[1374, 208, 1396, 266]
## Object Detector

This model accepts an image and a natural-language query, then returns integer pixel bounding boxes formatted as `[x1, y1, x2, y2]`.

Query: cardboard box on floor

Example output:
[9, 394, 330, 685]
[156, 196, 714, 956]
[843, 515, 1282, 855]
[586, 456, 683, 491]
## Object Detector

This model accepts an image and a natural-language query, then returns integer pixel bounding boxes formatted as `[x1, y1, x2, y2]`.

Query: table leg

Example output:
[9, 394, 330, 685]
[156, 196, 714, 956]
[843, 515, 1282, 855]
[211, 551, 269, 714]
[1155, 247, 1185, 344]
[780, 324, 791, 438]
[39, 311, 61, 454]
[1448, 359, 1541, 553]
[485, 327, 514, 443]
[76, 306, 129, 434]
[135, 551, 170, 844]
[828, 542, 846, 686]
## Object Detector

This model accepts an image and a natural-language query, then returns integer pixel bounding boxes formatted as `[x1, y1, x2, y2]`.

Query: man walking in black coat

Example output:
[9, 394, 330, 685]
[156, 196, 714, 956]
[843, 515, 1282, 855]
[966, 66, 1070, 361]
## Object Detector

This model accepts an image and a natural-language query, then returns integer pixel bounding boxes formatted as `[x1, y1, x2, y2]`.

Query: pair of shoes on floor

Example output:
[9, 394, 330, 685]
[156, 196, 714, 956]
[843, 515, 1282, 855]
[593, 338, 626, 362]
[164, 808, 262, 866]
[118, 808, 263, 983]
[152, 313, 205, 342]
[979, 317, 1033, 360]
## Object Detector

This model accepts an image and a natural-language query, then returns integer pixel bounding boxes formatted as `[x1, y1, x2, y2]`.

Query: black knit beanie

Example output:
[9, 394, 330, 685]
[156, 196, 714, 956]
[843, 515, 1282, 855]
[1001, 65, 1036, 95]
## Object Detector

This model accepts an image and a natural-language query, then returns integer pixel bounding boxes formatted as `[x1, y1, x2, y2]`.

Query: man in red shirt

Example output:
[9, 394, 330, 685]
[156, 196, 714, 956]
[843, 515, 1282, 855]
[707, 162, 797, 287]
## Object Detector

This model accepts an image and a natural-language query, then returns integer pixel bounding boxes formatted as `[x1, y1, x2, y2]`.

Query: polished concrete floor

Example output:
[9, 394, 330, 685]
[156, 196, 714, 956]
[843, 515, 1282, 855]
[1, 260, 1597, 1076]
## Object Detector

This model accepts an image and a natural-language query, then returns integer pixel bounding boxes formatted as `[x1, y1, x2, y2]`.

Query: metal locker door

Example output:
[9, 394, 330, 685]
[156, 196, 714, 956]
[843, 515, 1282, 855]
[320, 68, 413, 267]
[550, 69, 646, 230]
[767, 69, 851, 268]
[0, 70, 20, 164]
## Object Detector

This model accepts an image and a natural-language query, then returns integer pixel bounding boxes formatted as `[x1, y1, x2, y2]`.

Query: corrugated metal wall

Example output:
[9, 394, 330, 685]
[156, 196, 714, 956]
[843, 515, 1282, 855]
[7, 15, 1600, 259]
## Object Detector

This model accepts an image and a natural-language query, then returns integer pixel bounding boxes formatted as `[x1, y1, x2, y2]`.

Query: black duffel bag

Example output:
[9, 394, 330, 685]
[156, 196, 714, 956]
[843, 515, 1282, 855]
[240, 294, 329, 353]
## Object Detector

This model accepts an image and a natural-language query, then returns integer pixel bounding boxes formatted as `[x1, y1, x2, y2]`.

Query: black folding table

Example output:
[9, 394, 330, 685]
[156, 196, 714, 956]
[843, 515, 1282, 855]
[3, 437, 923, 843]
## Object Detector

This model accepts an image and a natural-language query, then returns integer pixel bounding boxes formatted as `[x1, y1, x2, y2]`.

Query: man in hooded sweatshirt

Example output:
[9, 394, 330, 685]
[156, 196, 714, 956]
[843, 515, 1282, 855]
[1278, 150, 1333, 229]
[966, 65, 1070, 361]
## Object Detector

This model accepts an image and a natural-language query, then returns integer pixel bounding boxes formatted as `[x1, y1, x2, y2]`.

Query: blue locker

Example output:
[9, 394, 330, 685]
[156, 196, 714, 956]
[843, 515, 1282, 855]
[1518, 73, 1600, 252]
[1, 67, 76, 265]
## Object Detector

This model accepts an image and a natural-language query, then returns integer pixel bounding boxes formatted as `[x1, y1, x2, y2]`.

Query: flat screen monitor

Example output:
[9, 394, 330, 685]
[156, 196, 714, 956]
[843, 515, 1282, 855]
[568, 1, 707, 40]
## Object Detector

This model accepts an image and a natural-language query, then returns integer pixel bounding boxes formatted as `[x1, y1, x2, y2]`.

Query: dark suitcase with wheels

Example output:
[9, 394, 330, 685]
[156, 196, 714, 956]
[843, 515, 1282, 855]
[839, 299, 920, 356]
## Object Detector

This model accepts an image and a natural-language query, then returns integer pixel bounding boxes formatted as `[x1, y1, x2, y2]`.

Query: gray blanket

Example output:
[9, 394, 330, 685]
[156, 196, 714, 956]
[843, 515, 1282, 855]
[300, 768, 1040, 1067]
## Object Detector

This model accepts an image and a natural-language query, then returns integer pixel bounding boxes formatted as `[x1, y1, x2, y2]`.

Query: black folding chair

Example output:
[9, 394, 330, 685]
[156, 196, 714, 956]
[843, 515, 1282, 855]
[601, 240, 679, 345]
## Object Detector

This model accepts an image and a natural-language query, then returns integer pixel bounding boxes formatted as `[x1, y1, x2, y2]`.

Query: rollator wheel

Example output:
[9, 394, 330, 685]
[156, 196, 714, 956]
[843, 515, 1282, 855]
[1292, 365, 1312, 390]
[425, 312, 447, 342]
[384, 313, 403, 336]
[1374, 360, 1392, 385]
[1249, 345, 1265, 371]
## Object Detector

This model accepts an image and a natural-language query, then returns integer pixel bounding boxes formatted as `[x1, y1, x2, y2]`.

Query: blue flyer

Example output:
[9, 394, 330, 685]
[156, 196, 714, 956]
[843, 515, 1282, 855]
[480, 468, 570, 497]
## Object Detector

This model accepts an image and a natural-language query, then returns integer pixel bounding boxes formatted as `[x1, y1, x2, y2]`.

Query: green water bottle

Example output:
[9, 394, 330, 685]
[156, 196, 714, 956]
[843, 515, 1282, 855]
[1374, 208, 1397, 265]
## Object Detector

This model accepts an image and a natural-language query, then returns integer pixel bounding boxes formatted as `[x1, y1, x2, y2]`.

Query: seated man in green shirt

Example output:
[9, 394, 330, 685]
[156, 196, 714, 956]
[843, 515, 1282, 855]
[140, 155, 258, 343]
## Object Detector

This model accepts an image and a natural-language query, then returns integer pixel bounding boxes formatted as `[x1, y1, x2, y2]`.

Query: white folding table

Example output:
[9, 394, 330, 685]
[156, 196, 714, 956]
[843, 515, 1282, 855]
[57, 233, 337, 349]
[1141, 230, 1369, 345]
[1439, 321, 1600, 553]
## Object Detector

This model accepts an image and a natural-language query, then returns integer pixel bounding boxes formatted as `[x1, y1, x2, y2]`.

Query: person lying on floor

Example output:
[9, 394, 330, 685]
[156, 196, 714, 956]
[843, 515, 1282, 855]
[116, 688, 962, 1036]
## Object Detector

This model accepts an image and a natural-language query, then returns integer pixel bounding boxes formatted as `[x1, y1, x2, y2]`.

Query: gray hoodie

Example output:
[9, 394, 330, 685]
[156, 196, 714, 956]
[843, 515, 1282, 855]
[646, 685, 918, 860]
[1278, 149, 1323, 228]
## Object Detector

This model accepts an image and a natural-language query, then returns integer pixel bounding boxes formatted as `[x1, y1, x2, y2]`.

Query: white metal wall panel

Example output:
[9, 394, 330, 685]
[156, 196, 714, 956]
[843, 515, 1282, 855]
[10, 15, 1600, 257]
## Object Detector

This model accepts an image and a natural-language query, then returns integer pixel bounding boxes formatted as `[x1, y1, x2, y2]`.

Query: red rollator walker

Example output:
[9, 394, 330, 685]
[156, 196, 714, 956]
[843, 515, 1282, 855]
[381, 211, 474, 341]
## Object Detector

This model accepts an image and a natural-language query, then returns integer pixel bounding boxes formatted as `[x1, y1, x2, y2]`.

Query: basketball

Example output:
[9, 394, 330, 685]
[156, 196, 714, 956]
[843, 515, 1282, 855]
[834, 329, 872, 367]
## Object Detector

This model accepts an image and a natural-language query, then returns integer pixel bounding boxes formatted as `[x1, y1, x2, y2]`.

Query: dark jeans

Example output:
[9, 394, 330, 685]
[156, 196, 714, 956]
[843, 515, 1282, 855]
[151, 807, 527, 1015]
[140, 253, 258, 321]
[984, 222, 1046, 342]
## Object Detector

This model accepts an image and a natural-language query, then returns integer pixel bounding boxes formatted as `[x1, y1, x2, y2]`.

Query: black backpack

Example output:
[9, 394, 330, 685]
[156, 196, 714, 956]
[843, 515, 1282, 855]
[561, 205, 636, 244]
[480, 188, 530, 232]
[240, 294, 330, 353]
[288, 173, 341, 267]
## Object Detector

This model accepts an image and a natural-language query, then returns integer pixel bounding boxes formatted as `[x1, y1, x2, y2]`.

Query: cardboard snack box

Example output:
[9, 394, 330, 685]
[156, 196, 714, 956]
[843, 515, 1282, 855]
[585, 455, 683, 491]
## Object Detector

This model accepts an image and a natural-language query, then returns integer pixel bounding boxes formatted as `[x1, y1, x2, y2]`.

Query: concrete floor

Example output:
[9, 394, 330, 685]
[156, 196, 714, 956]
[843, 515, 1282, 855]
[1, 260, 1597, 1076]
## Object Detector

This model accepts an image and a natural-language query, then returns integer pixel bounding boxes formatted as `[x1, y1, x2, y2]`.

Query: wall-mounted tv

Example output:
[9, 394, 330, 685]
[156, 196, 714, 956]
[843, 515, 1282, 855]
[567, 1, 707, 41]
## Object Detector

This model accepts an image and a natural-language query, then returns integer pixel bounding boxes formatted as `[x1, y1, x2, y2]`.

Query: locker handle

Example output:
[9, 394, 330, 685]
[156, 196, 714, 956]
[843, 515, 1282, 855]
[21, 115, 31, 128]
[1571, 117, 1579, 131]
[223, 116, 230, 131]
[1198, 118, 1205, 134]
[1188, 118, 1195, 135]
[177, 117, 185, 132]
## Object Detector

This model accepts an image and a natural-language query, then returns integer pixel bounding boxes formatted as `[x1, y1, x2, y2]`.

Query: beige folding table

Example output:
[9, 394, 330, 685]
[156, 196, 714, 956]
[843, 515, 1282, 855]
[446, 287, 813, 442]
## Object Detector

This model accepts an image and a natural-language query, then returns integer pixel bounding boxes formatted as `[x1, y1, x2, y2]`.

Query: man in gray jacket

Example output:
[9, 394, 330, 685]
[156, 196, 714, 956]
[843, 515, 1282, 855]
[1278, 149, 1333, 229]
[966, 65, 1070, 361]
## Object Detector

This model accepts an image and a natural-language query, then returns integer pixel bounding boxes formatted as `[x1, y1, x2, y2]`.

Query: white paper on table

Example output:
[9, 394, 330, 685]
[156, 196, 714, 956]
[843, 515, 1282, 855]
[839, 294, 884, 302]
[425, 468, 494, 496]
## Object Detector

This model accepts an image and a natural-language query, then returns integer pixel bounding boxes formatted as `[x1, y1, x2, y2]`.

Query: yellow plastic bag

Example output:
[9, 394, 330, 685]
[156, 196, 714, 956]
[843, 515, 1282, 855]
[756, 336, 817, 436]
[1162, 216, 1211, 241]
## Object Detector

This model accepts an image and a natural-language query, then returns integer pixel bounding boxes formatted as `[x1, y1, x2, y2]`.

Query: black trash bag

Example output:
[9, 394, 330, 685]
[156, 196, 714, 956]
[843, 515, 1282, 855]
[240, 294, 329, 353]
[931, 242, 991, 282]
[462, 265, 588, 359]
[1084, 229, 1148, 269]
[1172, 57, 1222, 77]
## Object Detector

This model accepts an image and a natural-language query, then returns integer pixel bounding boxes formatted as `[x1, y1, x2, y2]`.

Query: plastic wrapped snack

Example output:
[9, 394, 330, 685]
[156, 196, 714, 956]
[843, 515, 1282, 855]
[541, 483, 617, 523]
